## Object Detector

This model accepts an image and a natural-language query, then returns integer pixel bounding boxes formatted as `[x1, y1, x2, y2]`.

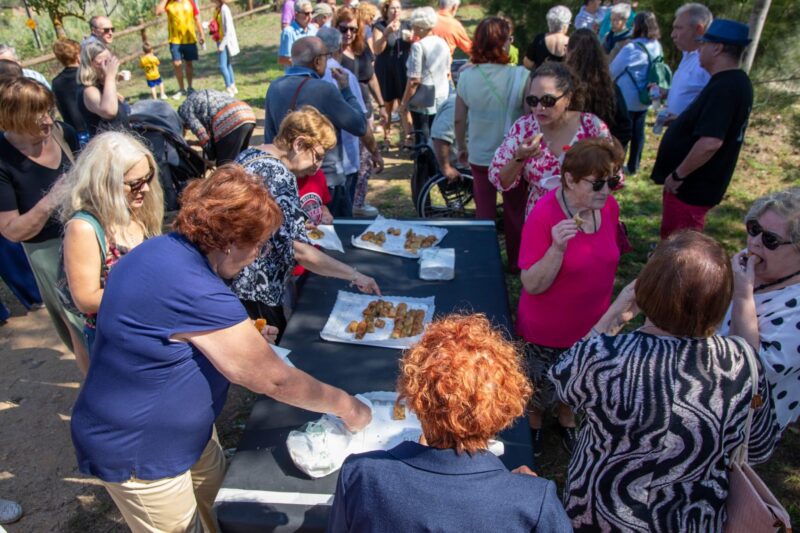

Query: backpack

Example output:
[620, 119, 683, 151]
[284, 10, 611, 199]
[618, 41, 672, 106]
[55, 211, 106, 317]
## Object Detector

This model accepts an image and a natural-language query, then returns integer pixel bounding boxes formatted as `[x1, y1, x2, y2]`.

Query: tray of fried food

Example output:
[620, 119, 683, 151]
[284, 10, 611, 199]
[320, 291, 435, 348]
[351, 216, 447, 258]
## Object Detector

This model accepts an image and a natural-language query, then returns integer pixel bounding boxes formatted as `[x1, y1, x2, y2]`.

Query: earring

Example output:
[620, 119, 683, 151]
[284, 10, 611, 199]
[226, 249, 231, 255]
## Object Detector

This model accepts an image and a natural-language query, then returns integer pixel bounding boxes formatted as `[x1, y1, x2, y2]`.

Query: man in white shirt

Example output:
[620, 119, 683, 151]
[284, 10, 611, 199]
[664, 3, 713, 119]
[574, 0, 605, 32]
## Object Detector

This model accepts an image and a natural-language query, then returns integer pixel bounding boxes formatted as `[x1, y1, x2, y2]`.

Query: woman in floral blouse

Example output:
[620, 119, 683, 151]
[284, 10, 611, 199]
[489, 63, 611, 219]
[232, 107, 380, 340]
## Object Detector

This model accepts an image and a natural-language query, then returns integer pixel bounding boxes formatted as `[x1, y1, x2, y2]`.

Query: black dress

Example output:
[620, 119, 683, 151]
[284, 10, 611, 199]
[373, 19, 411, 102]
[51, 67, 88, 133]
[524, 33, 565, 67]
[341, 44, 376, 109]
[77, 85, 130, 137]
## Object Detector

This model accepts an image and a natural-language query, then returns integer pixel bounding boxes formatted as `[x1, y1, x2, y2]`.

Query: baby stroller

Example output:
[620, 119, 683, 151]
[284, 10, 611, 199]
[129, 100, 213, 211]
[410, 141, 474, 219]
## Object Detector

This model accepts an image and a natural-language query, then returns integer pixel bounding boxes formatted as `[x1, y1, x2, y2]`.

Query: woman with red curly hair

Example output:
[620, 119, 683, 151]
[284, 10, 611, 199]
[455, 16, 529, 271]
[71, 166, 371, 533]
[327, 313, 571, 532]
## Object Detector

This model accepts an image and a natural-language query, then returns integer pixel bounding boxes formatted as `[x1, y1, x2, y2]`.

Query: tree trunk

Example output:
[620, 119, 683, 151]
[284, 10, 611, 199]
[742, 0, 772, 73]
[50, 11, 68, 39]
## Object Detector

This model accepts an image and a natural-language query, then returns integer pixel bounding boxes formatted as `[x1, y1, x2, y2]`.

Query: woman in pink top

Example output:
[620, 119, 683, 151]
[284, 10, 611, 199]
[489, 63, 611, 219]
[517, 137, 624, 462]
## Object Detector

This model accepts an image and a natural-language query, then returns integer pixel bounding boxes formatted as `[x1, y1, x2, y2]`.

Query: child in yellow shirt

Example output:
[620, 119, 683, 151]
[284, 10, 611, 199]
[139, 43, 167, 99]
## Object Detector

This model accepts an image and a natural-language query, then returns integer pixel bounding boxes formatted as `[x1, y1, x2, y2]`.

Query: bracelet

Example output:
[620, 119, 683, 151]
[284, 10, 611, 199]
[349, 267, 359, 285]
[378, 103, 385, 108]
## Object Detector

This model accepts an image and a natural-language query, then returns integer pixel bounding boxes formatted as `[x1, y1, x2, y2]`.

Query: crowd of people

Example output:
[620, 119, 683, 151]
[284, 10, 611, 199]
[0, 0, 798, 531]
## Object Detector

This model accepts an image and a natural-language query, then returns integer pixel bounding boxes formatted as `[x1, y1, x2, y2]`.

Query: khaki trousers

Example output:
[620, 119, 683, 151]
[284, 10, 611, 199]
[102, 427, 226, 533]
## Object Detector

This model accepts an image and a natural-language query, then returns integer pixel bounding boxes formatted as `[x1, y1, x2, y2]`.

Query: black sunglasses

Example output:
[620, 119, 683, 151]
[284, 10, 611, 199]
[582, 176, 621, 192]
[746, 219, 793, 251]
[124, 172, 155, 194]
[94, 26, 114, 33]
[339, 25, 358, 34]
[525, 93, 566, 108]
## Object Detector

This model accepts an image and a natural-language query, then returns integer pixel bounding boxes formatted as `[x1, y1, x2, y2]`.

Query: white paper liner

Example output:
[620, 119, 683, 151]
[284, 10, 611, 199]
[270, 344, 295, 368]
[350, 216, 448, 258]
[305, 224, 344, 253]
[320, 291, 435, 349]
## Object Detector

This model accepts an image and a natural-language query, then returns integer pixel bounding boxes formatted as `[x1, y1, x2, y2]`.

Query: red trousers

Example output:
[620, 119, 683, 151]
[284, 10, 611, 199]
[660, 190, 713, 239]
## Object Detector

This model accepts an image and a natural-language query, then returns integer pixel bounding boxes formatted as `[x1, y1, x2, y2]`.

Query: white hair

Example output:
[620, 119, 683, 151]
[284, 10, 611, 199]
[295, 0, 312, 14]
[610, 3, 632, 20]
[409, 6, 438, 30]
[438, 0, 460, 9]
[675, 3, 713, 30]
[546, 6, 572, 33]
[0, 44, 18, 61]
[316, 26, 342, 54]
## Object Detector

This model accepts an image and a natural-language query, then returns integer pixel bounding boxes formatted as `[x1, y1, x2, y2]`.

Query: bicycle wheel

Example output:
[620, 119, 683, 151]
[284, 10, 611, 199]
[416, 174, 475, 218]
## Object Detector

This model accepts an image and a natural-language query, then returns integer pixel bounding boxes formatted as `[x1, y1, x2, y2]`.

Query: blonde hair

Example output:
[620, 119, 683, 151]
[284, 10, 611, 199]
[78, 40, 109, 86]
[57, 132, 164, 241]
[0, 77, 54, 136]
[274, 105, 337, 152]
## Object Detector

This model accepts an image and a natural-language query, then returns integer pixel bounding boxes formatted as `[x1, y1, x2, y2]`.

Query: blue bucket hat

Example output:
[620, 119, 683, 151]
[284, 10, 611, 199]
[699, 19, 752, 46]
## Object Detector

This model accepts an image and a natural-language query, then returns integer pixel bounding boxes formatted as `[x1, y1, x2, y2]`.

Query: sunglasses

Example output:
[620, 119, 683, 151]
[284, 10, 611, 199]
[299, 11, 312, 16]
[525, 93, 566, 108]
[339, 25, 358, 34]
[124, 172, 155, 194]
[746, 219, 793, 250]
[582, 176, 621, 192]
[94, 26, 114, 33]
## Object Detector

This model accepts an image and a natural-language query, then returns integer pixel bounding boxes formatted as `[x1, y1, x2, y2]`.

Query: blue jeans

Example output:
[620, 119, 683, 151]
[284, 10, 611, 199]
[626, 110, 647, 174]
[218, 47, 235, 88]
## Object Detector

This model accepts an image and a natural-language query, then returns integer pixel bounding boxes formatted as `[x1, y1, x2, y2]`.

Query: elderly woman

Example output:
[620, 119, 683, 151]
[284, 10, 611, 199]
[71, 166, 372, 533]
[566, 28, 632, 150]
[609, 12, 664, 175]
[178, 88, 257, 165]
[59, 132, 164, 354]
[233, 106, 380, 339]
[604, 3, 633, 56]
[553, 230, 777, 531]
[0, 77, 88, 373]
[78, 41, 129, 137]
[327, 313, 572, 532]
[490, 63, 611, 219]
[455, 16, 529, 270]
[398, 6, 451, 146]
[523, 5, 571, 70]
[517, 137, 624, 456]
[373, 0, 411, 147]
[720, 187, 800, 459]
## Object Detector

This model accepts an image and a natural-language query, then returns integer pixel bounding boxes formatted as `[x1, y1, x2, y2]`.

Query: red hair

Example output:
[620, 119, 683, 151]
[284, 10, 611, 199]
[470, 17, 511, 65]
[174, 165, 283, 253]
[334, 7, 368, 56]
[398, 313, 532, 454]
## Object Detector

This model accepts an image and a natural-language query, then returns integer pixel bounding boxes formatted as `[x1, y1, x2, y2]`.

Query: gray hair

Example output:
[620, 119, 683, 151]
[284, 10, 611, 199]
[295, 0, 312, 14]
[746, 188, 800, 252]
[675, 3, 713, 30]
[316, 27, 342, 55]
[438, 0, 460, 9]
[291, 36, 325, 66]
[610, 3, 632, 20]
[546, 5, 572, 33]
[409, 6, 438, 30]
[0, 44, 18, 61]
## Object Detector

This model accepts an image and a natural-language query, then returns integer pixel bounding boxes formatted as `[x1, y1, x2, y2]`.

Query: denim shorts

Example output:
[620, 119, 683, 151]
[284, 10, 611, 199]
[169, 43, 198, 61]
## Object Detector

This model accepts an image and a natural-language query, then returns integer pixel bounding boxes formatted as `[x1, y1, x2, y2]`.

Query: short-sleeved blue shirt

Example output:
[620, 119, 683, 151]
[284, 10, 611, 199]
[71, 233, 248, 482]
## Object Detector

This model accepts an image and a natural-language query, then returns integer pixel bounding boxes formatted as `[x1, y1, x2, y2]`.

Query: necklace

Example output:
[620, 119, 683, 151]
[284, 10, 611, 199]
[754, 268, 800, 292]
[560, 187, 597, 232]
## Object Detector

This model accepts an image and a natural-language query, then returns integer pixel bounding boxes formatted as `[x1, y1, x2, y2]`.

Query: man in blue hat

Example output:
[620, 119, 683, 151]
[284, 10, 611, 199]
[650, 18, 753, 239]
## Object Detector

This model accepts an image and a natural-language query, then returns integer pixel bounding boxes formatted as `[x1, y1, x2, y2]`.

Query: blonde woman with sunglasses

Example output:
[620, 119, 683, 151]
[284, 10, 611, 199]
[58, 132, 164, 355]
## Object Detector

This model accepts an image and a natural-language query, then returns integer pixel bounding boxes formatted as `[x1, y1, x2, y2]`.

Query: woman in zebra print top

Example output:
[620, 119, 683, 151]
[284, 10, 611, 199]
[550, 231, 779, 532]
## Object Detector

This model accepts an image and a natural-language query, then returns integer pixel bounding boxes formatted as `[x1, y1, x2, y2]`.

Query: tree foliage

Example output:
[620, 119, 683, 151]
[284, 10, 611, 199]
[26, 0, 86, 37]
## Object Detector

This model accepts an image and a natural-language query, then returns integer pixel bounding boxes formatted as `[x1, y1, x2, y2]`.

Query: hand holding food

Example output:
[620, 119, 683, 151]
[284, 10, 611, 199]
[732, 249, 758, 296]
[551, 218, 578, 252]
[514, 133, 543, 162]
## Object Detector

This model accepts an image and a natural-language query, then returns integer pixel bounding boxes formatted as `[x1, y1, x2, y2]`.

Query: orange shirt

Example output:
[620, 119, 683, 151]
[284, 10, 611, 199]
[432, 9, 472, 56]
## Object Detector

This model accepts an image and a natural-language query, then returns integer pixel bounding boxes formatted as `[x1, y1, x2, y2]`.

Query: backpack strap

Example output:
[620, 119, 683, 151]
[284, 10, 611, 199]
[71, 210, 107, 264]
[289, 77, 311, 111]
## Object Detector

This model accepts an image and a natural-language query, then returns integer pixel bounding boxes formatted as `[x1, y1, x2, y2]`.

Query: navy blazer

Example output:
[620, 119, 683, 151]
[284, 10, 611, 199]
[327, 441, 572, 532]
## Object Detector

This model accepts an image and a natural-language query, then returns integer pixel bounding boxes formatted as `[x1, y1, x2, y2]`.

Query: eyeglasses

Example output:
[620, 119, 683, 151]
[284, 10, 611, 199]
[37, 108, 56, 127]
[582, 176, 621, 191]
[93, 26, 114, 33]
[309, 144, 324, 166]
[746, 219, 793, 251]
[124, 172, 155, 194]
[315, 52, 332, 62]
[338, 25, 358, 34]
[525, 93, 567, 108]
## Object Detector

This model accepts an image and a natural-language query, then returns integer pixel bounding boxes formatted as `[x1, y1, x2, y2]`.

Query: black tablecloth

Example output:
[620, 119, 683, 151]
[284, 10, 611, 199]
[216, 220, 532, 533]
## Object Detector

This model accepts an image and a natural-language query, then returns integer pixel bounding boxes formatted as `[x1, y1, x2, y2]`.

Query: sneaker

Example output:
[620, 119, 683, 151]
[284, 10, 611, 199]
[0, 499, 22, 525]
[352, 204, 379, 217]
[186, 87, 195, 95]
[530, 428, 543, 457]
[232, 84, 239, 94]
[226, 86, 236, 97]
[390, 111, 400, 123]
[558, 424, 578, 454]
[160, 93, 169, 100]
[172, 90, 185, 100]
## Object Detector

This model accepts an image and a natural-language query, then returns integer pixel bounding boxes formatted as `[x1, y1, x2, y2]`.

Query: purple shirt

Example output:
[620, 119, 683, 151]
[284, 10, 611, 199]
[281, 0, 295, 26]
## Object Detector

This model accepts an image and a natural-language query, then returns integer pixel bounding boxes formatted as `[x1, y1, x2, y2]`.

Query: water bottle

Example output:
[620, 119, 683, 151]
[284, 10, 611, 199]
[77, 131, 90, 149]
[649, 85, 662, 111]
[653, 109, 670, 135]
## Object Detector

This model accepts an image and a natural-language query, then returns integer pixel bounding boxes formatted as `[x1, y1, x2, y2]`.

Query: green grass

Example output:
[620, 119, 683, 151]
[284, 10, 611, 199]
[47, 5, 800, 528]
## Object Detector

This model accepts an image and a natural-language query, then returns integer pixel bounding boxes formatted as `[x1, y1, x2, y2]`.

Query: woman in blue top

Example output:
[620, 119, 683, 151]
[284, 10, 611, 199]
[610, 11, 663, 175]
[71, 166, 372, 533]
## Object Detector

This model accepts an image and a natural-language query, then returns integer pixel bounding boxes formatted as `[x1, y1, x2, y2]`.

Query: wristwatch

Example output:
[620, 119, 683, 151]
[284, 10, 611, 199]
[671, 169, 685, 182]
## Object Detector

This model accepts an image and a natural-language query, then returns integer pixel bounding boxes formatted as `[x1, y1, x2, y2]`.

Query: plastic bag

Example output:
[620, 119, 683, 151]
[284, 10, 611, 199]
[418, 248, 455, 280]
